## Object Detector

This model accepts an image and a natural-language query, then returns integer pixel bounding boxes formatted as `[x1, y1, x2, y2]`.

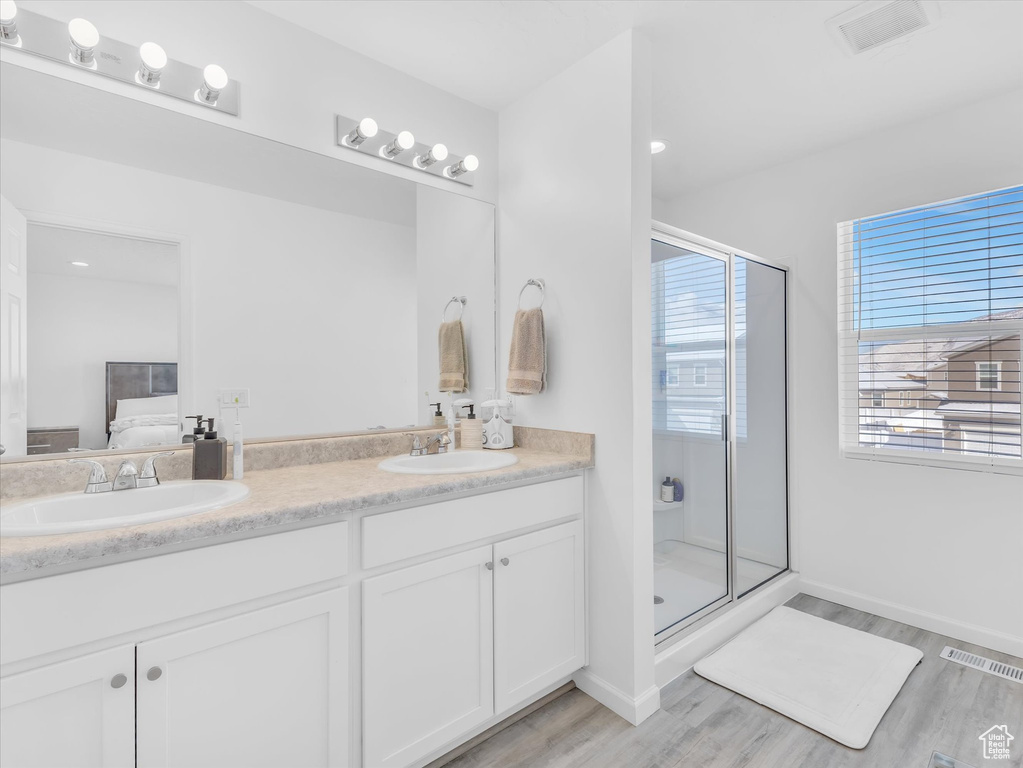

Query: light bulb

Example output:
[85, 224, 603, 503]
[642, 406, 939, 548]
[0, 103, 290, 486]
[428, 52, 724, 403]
[198, 64, 228, 104]
[137, 42, 167, 86]
[68, 18, 99, 65]
[382, 130, 415, 158]
[651, 140, 668, 155]
[448, 154, 479, 177]
[345, 117, 378, 147]
[417, 143, 449, 168]
[0, 0, 18, 41]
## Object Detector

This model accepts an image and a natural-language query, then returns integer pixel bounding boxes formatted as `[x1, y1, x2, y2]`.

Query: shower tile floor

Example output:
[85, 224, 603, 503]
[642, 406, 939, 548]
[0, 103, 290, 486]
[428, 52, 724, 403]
[654, 540, 782, 635]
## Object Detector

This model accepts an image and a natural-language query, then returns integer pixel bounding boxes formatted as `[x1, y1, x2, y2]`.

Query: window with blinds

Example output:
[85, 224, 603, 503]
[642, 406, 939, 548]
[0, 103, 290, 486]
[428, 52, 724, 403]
[838, 185, 1023, 470]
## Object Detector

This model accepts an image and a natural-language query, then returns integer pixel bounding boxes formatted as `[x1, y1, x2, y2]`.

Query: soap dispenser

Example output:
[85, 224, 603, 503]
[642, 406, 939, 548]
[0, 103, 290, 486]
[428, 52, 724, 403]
[455, 399, 483, 450]
[193, 417, 227, 480]
[430, 402, 445, 427]
[183, 414, 205, 444]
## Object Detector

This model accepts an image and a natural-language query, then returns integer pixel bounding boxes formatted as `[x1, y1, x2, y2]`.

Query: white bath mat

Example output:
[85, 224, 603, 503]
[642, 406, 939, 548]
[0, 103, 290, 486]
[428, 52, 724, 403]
[694, 606, 923, 749]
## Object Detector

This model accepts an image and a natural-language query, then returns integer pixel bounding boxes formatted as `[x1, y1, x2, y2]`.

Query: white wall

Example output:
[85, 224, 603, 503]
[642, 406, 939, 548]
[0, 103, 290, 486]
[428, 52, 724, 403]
[3, 0, 498, 204]
[657, 89, 1023, 654]
[2, 139, 419, 439]
[416, 186, 497, 418]
[498, 31, 658, 723]
[26, 272, 177, 450]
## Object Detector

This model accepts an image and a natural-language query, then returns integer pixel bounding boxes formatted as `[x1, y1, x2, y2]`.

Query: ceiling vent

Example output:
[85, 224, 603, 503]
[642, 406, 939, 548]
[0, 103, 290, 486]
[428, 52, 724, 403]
[827, 0, 939, 56]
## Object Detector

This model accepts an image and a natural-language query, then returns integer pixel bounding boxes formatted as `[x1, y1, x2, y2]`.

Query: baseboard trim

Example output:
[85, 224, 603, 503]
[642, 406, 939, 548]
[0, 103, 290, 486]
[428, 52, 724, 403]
[572, 669, 661, 726]
[800, 579, 1023, 659]
[654, 571, 801, 688]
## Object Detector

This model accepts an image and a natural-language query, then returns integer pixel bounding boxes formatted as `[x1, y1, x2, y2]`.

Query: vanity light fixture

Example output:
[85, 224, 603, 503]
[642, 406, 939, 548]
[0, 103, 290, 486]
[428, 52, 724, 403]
[70, 261, 89, 267]
[197, 63, 228, 105]
[381, 130, 415, 159]
[137, 42, 167, 86]
[651, 140, 668, 154]
[3, 6, 240, 114]
[447, 154, 479, 178]
[334, 114, 475, 186]
[416, 143, 448, 169]
[0, 1, 18, 42]
[68, 17, 99, 66]
[345, 117, 378, 147]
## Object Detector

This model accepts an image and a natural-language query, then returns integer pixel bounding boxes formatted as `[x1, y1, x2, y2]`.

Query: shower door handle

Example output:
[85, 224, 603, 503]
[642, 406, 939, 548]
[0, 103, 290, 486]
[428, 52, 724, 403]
[721, 414, 728, 440]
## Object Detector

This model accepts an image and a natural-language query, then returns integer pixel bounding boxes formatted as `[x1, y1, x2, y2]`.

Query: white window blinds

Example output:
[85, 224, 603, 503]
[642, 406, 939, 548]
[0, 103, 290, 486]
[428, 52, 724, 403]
[838, 185, 1023, 470]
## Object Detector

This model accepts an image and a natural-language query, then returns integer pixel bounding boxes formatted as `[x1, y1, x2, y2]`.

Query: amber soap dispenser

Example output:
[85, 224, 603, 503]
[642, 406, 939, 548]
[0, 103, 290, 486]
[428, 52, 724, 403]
[192, 417, 228, 480]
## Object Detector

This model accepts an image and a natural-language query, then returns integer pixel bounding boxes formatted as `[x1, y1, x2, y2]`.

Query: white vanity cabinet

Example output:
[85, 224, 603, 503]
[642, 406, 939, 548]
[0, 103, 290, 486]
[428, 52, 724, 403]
[494, 520, 585, 713]
[0, 522, 351, 768]
[363, 547, 495, 768]
[136, 588, 349, 768]
[0, 645, 135, 768]
[362, 478, 585, 768]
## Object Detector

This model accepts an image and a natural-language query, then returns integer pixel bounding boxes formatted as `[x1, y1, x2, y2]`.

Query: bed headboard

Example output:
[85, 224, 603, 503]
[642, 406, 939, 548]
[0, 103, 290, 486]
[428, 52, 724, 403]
[105, 362, 178, 436]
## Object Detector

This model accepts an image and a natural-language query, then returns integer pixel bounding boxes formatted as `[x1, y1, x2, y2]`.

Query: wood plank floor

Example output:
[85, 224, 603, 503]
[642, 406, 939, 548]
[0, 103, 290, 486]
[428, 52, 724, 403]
[445, 595, 1023, 768]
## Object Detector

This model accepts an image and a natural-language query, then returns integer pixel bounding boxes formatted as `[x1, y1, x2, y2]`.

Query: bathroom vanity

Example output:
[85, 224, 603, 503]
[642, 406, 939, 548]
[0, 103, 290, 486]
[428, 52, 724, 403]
[0, 430, 592, 768]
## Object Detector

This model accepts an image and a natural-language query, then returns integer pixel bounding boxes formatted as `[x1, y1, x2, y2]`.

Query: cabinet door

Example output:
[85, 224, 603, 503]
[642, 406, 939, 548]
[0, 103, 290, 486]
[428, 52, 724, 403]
[0, 645, 134, 768]
[136, 588, 349, 768]
[363, 546, 494, 768]
[494, 520, 585, 713]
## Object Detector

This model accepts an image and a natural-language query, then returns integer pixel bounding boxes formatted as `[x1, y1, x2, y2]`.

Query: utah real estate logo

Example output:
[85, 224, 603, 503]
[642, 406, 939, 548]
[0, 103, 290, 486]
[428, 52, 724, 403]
[979, 725, 1014, 760]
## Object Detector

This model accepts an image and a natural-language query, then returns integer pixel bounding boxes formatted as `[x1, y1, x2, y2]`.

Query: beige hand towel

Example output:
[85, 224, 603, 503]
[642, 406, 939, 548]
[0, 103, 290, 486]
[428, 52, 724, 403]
[439, 320, 469, 393]
[507, 307, 546, 395]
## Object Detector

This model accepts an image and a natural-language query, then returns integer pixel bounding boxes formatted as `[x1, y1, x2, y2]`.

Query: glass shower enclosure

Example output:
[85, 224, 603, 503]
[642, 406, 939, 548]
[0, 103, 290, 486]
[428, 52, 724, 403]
[652, 226, 789, 642]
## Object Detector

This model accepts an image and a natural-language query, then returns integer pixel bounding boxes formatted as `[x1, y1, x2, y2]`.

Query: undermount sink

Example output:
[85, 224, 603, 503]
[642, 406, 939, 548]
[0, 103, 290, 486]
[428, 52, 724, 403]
[0, 480, 250, 537]
[378, 450, 519, 475]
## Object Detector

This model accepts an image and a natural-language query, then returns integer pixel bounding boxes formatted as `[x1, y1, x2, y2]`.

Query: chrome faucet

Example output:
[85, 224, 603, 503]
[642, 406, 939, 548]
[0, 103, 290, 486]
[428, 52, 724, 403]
[426, 433, 452, 454]
[138, 452, 174, 489]
[113, 460, 139, 491]
[404, 432, 453, 456]
[68, 459, 113, 494]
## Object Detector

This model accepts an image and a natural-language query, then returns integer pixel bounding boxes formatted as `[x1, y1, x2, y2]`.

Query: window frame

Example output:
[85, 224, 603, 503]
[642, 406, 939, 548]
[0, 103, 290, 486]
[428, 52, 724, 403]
[976, 361, 1001, 392]
[837, 185, 1023, 476]
[693, 363, 708, 388]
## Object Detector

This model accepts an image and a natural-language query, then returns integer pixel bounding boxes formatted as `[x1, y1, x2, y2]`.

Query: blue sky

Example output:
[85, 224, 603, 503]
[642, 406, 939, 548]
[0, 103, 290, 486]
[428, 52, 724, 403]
[854, 185, 1023, 330]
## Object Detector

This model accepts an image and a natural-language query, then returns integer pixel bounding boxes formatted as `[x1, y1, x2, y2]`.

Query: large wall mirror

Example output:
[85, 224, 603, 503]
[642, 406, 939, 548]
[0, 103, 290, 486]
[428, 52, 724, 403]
[0, 64, 496, 459]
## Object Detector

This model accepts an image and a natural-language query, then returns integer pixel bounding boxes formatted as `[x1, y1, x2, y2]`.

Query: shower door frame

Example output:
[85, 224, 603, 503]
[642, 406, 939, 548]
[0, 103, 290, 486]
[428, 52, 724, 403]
[651, 222, 791, 646]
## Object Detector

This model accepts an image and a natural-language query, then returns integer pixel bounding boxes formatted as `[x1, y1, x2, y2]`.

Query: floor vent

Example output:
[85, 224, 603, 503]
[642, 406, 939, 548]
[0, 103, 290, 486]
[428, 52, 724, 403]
[941, 646, 1023, 684]
[827, 0, 935, 56]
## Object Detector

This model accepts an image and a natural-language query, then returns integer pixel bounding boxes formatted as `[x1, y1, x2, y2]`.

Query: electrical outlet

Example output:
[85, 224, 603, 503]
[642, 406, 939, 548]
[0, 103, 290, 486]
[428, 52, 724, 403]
[218, 388, 250, 408]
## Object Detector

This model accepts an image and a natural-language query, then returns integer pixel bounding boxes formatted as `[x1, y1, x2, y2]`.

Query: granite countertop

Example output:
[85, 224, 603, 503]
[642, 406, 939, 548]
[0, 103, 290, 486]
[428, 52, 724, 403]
[0, 446, 592, 582]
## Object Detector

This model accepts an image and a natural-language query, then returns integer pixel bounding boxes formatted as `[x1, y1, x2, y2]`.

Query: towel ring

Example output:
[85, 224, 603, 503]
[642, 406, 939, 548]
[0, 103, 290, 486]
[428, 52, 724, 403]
[443, 296, 466, 321]
[517, 278, 545, 310]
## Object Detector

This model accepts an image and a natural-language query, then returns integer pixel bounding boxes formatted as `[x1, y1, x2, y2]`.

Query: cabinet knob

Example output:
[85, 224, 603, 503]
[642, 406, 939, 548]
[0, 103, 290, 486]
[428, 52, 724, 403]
[146, 666, 163, 681]
[500, 557, 510, 566]
[485, 561, 494, 570]
[110, 673, 127, 689]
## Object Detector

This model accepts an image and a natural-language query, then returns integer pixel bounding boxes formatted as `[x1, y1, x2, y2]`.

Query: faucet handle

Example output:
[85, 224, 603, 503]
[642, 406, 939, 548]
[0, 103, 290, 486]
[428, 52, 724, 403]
[403, 433, 425, 456]
[68, 459, 112, 493]
[140, 454, 173, 478]
[139, 451, 175, 486]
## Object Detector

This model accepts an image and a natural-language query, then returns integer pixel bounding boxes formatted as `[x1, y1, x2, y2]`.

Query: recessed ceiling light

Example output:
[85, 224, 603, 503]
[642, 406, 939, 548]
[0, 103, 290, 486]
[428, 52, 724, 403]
[70, 261, 89, 267]
[651, 140, 668, 155]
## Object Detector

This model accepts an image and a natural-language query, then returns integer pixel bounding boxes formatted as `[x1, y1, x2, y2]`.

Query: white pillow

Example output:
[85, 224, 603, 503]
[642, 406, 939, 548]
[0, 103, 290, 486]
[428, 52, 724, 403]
[115, 394, 178, 420]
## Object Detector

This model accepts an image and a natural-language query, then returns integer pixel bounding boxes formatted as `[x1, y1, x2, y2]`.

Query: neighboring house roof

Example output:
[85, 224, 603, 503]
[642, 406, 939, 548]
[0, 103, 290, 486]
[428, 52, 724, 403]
[886, 410, 944, 433]
[858, 370, 929, 391]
